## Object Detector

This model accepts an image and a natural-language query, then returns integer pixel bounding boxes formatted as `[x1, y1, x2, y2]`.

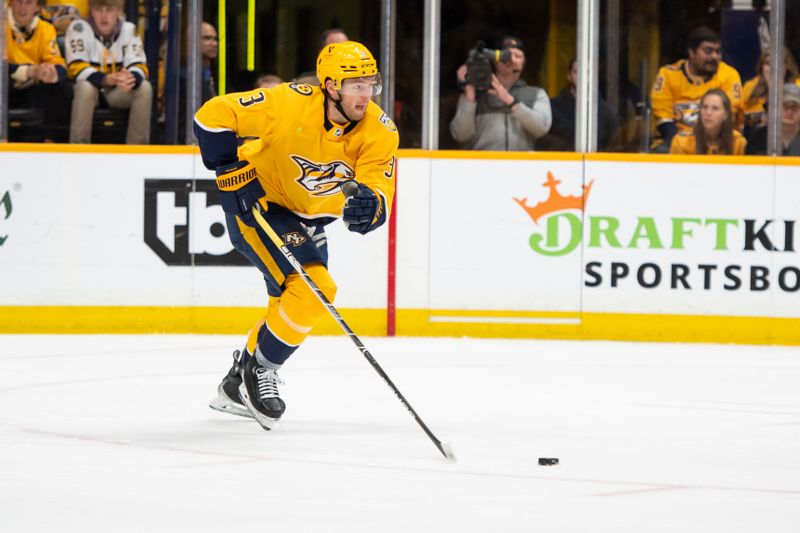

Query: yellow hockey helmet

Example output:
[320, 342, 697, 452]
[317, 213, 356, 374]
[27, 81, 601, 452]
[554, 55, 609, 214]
[316, 41, 380, 92]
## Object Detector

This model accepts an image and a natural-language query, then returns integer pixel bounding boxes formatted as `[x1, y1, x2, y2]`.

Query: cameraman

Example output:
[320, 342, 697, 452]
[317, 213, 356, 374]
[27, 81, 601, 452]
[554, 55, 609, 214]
[450, 36, 552, 151]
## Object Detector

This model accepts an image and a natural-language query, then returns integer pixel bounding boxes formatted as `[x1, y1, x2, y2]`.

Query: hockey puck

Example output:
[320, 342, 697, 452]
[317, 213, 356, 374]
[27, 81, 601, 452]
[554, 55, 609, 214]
[341, 180, 359, 197]
[538, 457, 559, 466]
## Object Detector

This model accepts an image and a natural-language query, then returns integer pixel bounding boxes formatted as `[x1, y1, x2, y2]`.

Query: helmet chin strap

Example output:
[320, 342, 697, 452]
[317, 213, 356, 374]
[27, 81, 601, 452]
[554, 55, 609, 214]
[326, 90, 356, 124]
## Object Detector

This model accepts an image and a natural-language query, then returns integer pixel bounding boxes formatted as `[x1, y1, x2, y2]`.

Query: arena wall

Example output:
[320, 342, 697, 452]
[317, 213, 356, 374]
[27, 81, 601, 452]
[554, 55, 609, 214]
[1, 144, 798, 344]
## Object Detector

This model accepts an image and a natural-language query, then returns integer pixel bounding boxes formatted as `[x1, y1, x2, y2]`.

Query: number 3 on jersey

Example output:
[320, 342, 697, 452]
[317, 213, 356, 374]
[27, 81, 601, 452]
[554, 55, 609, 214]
[238, 92, 266, 107]
[384, 156, 396, 179]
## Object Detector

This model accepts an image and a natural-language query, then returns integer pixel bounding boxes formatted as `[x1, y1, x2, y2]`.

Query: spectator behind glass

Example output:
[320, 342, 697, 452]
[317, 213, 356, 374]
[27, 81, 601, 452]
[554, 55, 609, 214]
[651, 27, 742, 152]
[199, 21, 218, 101]
[538, 57, 619, 152]
[40, 0, 87, 37]
[173, 21, 217, 143]
[746, 83, 800, 156]
[450, 35, 552, 151]
[293, 71, 318, 85]
[255, 74, 282, 89]
[7, 0, 72, 142]
[66, 0, 152, 144]
[739, 47, 800, 141]
[670, 89, 746, 155]
[298, 30, 349, 85]
[320, 28, 348, 48]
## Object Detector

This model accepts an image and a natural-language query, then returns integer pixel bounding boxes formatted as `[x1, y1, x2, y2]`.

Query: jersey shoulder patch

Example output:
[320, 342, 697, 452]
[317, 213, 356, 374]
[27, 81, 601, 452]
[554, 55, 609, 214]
[69, 20, 86, 33]
[288, 82, 314, 96]
[378, 112, 397, 132]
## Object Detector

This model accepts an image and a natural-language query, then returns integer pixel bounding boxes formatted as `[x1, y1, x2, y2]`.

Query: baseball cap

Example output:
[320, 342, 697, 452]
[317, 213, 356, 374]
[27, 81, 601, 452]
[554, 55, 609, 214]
[499, 35, 524, 52]
[784, 83, 800, 105]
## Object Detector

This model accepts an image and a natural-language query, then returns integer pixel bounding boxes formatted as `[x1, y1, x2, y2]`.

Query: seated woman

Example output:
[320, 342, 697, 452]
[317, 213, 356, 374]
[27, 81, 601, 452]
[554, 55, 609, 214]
[739, 47, 800, 140]
[670, 89, 746, 155]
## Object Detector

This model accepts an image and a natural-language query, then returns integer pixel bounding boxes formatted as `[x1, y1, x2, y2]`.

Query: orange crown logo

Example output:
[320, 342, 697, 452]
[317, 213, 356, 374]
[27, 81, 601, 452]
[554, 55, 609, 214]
[514, 172, 594, 223]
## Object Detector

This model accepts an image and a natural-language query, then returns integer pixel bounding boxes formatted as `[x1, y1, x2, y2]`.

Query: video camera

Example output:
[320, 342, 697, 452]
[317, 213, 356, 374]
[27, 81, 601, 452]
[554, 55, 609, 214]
[464, 41, 513, 91]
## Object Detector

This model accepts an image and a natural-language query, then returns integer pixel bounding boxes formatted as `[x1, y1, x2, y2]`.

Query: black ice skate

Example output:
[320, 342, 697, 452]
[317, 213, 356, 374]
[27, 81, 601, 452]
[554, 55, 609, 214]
[238, 356, 286, 431]
[208, 349, 252, 418]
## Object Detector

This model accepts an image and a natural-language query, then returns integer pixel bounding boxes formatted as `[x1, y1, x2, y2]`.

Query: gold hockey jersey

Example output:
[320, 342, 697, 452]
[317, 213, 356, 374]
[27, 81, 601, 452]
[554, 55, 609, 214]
[651, 59, 742, 132]
[194, 82, 399, 223]
[64, 19, 148, 81]
[740, 75, 766, 130]
[40, 0, 88, 35]
[43, 0, 88, 16]
[7, 15, 63, 68]
[669, 129, 746, 155]
[739, 75, 800, 130]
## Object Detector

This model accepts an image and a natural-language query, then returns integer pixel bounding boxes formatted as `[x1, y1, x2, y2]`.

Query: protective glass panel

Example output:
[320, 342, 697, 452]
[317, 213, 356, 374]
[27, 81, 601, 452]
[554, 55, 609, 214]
[440, 1, 576, 152]
[601, 0, 798, 155]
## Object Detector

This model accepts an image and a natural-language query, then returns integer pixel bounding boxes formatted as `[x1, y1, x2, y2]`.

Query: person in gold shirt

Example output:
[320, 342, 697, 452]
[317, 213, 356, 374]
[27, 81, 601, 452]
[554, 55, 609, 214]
[670, 89, 746, 155]
[739, 47, 800, 138]
[7, 0, 72, 142]
[194, 41, 398, 431]
[746, 83, 800, 155]
[651, 26, 742, 151]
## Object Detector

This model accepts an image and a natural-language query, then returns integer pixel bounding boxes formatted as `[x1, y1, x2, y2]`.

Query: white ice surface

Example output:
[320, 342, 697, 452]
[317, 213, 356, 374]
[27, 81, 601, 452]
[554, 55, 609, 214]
[1, 335, 800, 532]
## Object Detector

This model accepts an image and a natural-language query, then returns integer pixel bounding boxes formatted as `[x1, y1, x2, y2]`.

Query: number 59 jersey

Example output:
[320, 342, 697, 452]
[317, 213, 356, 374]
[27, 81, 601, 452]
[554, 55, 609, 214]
[64, 19, 148, 82]
[194, 82, 399, 225]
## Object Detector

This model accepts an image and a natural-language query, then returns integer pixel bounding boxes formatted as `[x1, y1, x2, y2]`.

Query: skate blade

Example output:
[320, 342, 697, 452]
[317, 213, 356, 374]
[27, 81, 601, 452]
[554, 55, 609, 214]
[238, 383, 279, 431]
[209, 393, 253, 419]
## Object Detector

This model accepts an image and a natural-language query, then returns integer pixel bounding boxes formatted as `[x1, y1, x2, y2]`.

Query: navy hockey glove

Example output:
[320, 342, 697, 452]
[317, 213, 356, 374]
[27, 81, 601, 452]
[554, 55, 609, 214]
[342, 182, 386, 234]
[215, 160, 268, 227]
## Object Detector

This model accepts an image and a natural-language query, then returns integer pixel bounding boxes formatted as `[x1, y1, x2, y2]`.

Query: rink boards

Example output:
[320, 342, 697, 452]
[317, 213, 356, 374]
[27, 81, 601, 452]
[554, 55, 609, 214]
[0, 145, 798, 344]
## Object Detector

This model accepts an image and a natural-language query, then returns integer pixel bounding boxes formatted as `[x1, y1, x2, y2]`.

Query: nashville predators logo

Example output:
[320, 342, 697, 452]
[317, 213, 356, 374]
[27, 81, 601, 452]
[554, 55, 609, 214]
[379, 113, 397, 132]
[289, 83, 313, 96]
[282, 231, 307, 247]
[291, 155, 355, 196]
[675, 102, 700, 127]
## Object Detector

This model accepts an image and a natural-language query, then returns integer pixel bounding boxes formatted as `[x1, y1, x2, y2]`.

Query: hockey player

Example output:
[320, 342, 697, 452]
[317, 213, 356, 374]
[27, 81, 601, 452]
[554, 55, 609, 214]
[194, 41, 398, 430]
[650, 26, 742, 151]
[65, 0, 152, 144]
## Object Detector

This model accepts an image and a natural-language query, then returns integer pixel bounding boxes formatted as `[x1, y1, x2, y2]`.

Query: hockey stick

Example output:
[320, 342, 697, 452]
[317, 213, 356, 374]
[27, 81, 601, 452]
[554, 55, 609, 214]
[251, 183, 455, 461]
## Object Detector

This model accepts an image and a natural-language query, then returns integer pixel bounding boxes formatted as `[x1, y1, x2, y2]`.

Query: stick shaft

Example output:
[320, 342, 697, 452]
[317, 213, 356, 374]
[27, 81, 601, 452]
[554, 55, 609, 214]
[251, 207, 450, 459]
